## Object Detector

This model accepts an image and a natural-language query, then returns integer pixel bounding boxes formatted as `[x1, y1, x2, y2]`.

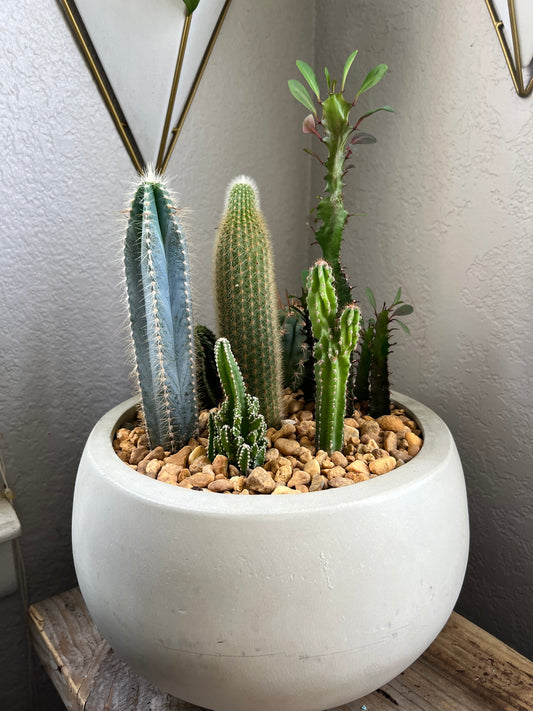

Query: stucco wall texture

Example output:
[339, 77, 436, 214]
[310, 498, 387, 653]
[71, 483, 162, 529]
[0, 0, 531, 708]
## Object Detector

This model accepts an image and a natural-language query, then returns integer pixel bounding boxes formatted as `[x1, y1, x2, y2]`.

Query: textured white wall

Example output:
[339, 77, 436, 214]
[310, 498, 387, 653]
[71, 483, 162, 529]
[0, 1, 314, 707]
[314, 0, 533, 658]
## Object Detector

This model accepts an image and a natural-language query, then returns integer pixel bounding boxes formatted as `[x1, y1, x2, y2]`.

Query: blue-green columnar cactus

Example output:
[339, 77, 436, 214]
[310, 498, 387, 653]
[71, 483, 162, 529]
[214, 177, 282, 427]
[124, 171, 198, 452]
[208, 338, 267, 472]
[307, 260, 361, 453]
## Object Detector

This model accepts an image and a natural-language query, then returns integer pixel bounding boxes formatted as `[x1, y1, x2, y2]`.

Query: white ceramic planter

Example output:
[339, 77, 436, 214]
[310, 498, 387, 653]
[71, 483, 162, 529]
[72, 392, 469, 711]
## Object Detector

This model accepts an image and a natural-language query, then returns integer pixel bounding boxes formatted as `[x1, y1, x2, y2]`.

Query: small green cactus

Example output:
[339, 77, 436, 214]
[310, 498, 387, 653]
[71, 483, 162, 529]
[208, 338, 268, 472]
[214, 176, 282, 427]
[194, 325, 223, 409]
[307, 260, 361, 453]
[279, 303, 310, 391]
[124, 170, 197, 452]
[289, 52, 392, 311]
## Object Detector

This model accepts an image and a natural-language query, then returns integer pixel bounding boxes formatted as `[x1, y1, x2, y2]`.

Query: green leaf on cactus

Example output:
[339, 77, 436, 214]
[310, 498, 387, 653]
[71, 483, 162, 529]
[296, 60, 321, 99]
[394, 304, 414, 317]
[396, 319, 411, 334]
[350, 131, 377, 145]
[366, 287, 377, 310]
[182, 0, 200, 14]
[324, 67, 331, 90]
[288, 79, 317, 114]
[341, 50, 358, 91]
[356, 64, 388, 98]
[392, 287, 402, 305]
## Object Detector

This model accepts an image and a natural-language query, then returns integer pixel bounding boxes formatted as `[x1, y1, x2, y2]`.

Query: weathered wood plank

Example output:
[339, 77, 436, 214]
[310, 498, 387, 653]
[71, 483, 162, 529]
[29, 588, 533, 711]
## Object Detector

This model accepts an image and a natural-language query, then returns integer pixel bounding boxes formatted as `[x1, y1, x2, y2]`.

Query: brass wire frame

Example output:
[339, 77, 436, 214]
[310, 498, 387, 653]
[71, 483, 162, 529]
[484, 0, 533, 97]
[57, 0, 233, 172]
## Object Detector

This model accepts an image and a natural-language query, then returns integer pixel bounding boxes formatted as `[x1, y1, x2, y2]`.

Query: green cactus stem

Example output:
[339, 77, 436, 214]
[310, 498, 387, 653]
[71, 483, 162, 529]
[124, 171, 198, 452]
[366, 287, 414, 418]
[194, 324, 223, 409]
[289, 53, 392, 310]
[353, 322, 373, 404]
[214, 176, 282, 427]
[307, 260, 361, 453]
[208, 338, 268, 472]
[279, 304, 310, 391]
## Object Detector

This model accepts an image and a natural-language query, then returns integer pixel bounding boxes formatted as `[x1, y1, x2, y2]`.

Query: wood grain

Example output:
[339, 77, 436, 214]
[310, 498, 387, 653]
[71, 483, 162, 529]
[29, 588, 533, 711]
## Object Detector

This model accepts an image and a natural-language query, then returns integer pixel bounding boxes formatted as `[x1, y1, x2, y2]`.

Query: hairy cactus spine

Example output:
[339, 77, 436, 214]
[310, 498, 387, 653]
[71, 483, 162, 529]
[214, 177, 282, 427]
[307, 260, 361, 453]
[124, 171, 198, 452]
[208, 338, 267, 471]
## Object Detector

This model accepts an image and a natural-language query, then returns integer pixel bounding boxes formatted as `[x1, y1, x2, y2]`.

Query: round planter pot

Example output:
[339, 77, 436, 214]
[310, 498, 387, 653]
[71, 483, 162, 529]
[72, 392, 469, 711]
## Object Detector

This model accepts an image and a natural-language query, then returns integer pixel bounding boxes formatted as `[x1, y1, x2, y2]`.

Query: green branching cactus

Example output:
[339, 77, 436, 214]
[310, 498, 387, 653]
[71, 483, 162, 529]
[353, 323, 373, 404]
[365, 288, 414, 418]
[208, 338, 268, 472]
[124, 171, 198, 452]
[194, 324, 223, 409]
[214, 176, 282, 427]
[289, 52, 392, 310]
[279, 302, 312, 390]
[307, 260, 361, 453]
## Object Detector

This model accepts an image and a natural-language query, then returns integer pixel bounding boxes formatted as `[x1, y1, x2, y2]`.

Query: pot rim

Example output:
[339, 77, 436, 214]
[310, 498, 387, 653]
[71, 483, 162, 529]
[82, 391, 457, 517]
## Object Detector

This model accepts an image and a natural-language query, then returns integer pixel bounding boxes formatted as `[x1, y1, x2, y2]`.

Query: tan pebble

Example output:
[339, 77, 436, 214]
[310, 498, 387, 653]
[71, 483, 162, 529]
[227, 464, 239, 477]
[309, 474, 327, 492]
[405, 431, 423, 448]
[187, 438, 199, 448]
[321, 459, 334, 470]
[287, 470, 311, 488]
[299, 410, 314, 421]
[230, 475, 246, 492]
[239, 488, 251, 495]
[377, 415, 405, 432]
[189, 470, 215, 488]
[116, 450, 130, 463]
[274, 438, 301, 456]
[315, 450, 328, 464]
[211, 454, 229, 477]
[130, 446, 149, 465]
[272, 485, 300, 495]
[188, 445, 206, 465]
[157, 468, 179, 486]
[344, 425, 359, 443]
[408, 444, 420, 457]
[295, 484, 309, 493]
[266, 427, 277, 441]
[264, 448, 280, 463]
[128, 464, 138, 470]
[343, 444, 356, 456]
[208, 479, 234, 493]
[299, 449, 312, 464]
[299, 437, 315, 453]
[303, 458, 321, 477]
[271, 423, 296, 443]
[372, 448, 390, 459]
[145, 460, 163, 478]
[137, 433, 148, 448]
[329, 477, 355, 488]
[247, 467, 276, 494]
[286, 398, 304, 415]
[115, 428, 131, 442]
[198, 437, 208, 448]
[405, 420, 418, 431]
[369, 456, 397, 476]
[158, 463, 181, 479]
[189, 455, 211, 474]
[178, 468, 191, 482]
[326, 466, 347, 481]
[344, 418, 358, 428]
[143, 446, 166, 463]
[274, 465, 292, 484]
[346, 460, 370, 475]
[345, 471, 369, 483]
[119, 441, 135, 455]
[360, 421, 381, 439]
[198, 411, 210, 431]
[178, 479, 194, 488]
[165, 445, 192, 467]
[331, 451, 348, 468]
[383, 431, 398, 453]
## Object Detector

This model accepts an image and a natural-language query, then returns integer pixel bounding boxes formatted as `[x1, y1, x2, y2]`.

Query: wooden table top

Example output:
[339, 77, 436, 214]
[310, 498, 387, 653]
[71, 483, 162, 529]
[29, 587, 533, 711]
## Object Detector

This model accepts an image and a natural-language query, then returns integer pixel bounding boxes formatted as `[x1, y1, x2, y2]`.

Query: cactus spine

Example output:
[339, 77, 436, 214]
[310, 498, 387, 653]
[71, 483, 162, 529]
[307, 260, 361, 453]
[214, 177, 282, 427]
[208, 338, 268, 471]
[124, 171, 197, 452]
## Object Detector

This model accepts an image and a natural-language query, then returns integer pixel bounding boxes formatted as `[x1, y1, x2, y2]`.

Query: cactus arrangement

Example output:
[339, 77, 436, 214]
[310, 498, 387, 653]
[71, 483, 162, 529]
[208, 338, 268, 471]
[124, 171, 198, 452]
[214, 177, 282, 428]
[306, 260, 361, 453]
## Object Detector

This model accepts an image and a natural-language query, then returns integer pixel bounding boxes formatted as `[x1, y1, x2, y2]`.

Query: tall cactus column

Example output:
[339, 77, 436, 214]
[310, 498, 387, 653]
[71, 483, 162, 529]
[214, 177, 282, 428]
[124, 171, 198, 452]
[307, 260, 361, 453]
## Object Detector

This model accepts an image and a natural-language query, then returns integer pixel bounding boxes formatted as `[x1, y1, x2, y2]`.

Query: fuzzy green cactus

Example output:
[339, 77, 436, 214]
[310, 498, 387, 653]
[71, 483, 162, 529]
[353, 323, 373, 404]
[289, 53, 392, 310]
[194, 324, 223, 409]
[307, 260, 361, 453]
[214, 176, 282, 427]
[365, 288, 414, 418]
[124, 171, 198, 452]
[208, 338, 268, 471]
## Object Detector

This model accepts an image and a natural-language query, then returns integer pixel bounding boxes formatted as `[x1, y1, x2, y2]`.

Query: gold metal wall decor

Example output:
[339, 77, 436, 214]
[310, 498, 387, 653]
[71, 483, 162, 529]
[57, 0, 233, 172]
[484, 0, 533, 97]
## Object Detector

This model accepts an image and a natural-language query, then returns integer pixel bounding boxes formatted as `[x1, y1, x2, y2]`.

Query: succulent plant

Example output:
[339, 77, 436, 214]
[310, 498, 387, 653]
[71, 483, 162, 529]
[353, 322, 373, 405]
[124, 171, 198, 452]
[194, 324, 223, 409]
[289, 52, 392, 310]
[306, 260, 361, 453]
[364, 288, 414, 418]
[208, 338, 268, 471]
[214, 176, 282, 428]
